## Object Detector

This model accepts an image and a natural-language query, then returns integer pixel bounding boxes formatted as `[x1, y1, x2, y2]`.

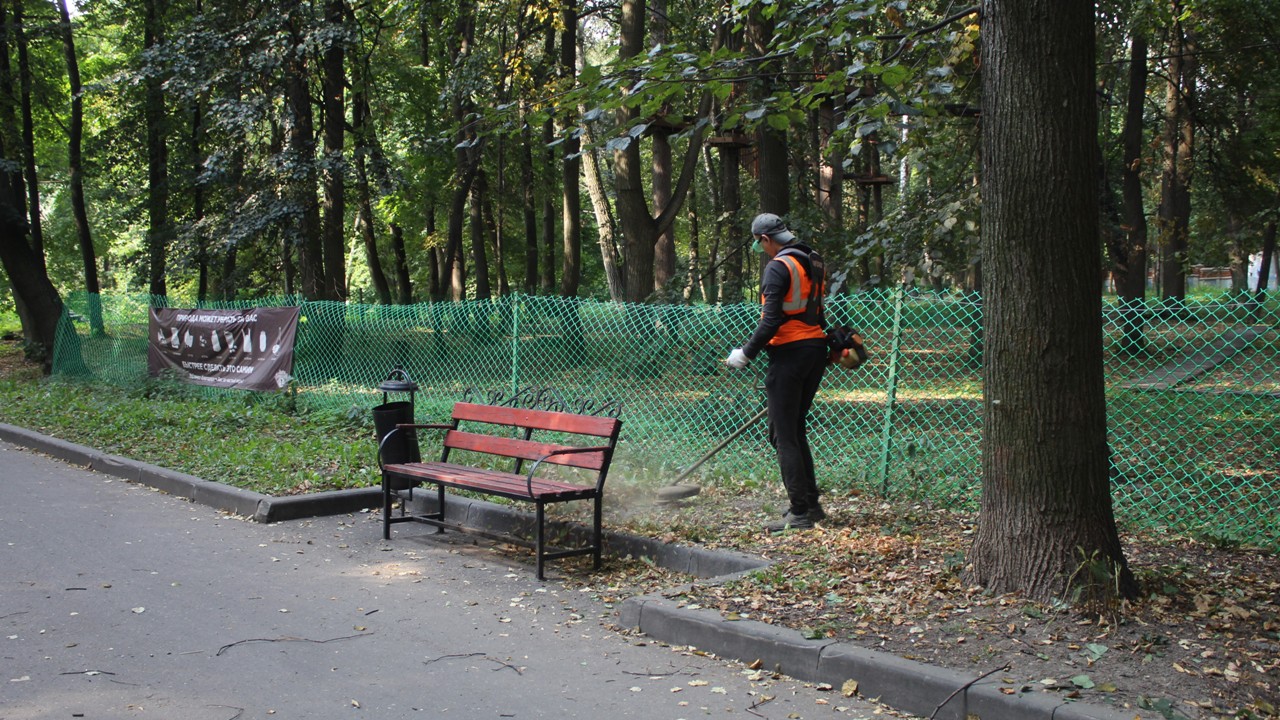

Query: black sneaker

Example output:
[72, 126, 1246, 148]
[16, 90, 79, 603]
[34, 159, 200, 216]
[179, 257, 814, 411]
[808, 504, 827, 522]
[766, 510, 815, 534]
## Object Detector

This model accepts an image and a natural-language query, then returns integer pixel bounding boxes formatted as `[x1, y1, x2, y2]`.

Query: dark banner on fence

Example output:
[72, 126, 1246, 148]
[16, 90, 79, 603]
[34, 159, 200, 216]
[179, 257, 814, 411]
[147, 307, 300, 391]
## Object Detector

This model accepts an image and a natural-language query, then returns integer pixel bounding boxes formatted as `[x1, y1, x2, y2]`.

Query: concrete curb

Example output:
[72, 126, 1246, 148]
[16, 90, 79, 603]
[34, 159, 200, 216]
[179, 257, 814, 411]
[1, 424, 1144, 720]
[618, 594, 1139, 720]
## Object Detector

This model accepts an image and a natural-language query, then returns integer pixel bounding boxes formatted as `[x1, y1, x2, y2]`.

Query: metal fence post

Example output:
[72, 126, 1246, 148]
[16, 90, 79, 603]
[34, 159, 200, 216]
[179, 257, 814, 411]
[876, 288, 905, 496]
[509, 295, 521, 396]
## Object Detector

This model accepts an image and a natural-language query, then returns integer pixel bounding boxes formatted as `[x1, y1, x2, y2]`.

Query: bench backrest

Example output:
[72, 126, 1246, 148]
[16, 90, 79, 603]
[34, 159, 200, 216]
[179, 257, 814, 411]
[442, 402, 622, 472]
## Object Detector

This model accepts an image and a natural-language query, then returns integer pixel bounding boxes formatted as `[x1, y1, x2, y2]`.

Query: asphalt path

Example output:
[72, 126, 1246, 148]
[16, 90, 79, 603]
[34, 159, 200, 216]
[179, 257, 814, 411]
[1, 441, 894, 720]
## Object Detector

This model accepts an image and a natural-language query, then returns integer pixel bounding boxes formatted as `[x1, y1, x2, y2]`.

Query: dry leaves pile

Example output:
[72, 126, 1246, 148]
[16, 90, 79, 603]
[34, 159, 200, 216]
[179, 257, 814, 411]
[606, 485, 1279, 720]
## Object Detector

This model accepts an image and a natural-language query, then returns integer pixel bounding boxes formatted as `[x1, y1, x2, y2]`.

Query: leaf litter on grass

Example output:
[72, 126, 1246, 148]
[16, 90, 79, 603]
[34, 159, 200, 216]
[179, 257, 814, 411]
[605, 487, 1279, 720]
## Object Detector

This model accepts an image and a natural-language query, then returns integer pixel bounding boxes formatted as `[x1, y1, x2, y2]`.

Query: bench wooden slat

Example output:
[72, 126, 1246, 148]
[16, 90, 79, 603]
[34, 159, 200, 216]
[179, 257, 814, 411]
[443, 430, 608, 470]
[452, 402, 621, 438]
[383, 461, 594, 500]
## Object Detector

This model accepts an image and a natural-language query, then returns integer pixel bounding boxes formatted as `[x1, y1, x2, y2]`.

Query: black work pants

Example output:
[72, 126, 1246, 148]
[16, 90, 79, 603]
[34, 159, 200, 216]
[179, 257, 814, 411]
[763, 341, 827, 515]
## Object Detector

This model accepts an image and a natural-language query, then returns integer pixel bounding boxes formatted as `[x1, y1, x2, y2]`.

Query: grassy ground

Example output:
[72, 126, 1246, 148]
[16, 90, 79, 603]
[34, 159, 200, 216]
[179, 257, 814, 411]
[1, 337, 1276, 719]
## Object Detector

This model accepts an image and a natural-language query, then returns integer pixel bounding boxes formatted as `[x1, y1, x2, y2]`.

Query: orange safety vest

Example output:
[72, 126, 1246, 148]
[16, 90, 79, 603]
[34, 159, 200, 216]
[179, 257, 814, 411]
[764, 249, 826, 346]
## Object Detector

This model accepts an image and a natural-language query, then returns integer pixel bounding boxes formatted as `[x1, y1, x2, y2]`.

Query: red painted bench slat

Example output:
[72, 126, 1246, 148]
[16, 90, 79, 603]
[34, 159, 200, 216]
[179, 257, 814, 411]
[443, 430, 609, 471]
[451, 402, 619, 437]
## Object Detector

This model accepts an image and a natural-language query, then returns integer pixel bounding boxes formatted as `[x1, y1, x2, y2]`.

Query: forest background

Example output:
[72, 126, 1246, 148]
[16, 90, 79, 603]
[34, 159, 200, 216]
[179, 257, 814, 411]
[1, 0, 1277, 333]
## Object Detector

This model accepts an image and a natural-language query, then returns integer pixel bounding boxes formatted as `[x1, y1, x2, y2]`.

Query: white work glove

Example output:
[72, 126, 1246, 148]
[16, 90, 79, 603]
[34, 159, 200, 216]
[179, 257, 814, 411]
[725, 348, 750, 369]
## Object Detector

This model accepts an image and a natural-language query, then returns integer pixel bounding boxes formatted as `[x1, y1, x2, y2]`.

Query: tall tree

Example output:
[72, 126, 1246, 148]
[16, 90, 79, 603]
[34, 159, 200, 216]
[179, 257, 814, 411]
[143, 0, 170, 298]
[14, 0, 42, 270]
[746, 5, 789, 217]
[352, 86, 392, 305]
[968, 0, 1138, 602]
[612, 0, 709, 303]
[1156, 7, 1197, 304]
[559, 0, 582, 297]
[284, 0, 325, 299]
[55, 0, 102, 334]
[438, 0, 480, 301]
[320, 0, 347, 301]
[1116, 32, 1149, 354]
[580, 119, 624, 301]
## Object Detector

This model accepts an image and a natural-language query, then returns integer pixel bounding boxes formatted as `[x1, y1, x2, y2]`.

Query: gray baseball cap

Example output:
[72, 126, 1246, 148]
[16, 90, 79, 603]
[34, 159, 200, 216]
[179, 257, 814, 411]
[750, 213, 796, 244]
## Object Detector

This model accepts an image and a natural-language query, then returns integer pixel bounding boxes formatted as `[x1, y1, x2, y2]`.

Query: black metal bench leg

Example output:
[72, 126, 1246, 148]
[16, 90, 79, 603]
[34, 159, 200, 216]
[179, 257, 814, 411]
[535, 503, 546, 581]
[435, 484, 446, 534]
[381, 475, 392, 540]
[592, 496, 603, 570]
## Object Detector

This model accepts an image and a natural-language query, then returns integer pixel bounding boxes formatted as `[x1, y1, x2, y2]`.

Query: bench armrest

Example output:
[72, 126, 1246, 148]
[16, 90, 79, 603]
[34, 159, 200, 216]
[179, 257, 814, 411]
[377, 424, 453, 469]
[524, 445, 614, 496]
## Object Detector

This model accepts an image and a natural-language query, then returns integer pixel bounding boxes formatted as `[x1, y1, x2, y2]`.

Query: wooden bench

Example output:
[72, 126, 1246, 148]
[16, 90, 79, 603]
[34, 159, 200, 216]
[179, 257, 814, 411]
[377, 402, 622, 580]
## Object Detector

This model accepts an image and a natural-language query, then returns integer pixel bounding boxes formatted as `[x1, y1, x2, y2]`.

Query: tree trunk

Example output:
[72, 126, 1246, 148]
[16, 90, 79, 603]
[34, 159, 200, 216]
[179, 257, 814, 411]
[437, 0, 479, 302]
[521, 116, 538, 294]
[14, 0, 43, 272]
[189, 0, 207, 304]
[470, 171, 491, 300]
[192, 100, 208, 304]
[718, 142, 744, 303]
[144, 0, 170, 299]
[284, 0, 324, 300]
[1256, 218, 1276, 295]
[615, 0, 654, 302]
[816, 99, 843, 228]
[355, 151, 391, 304]
[0, 0, 21, 221]
[613, 0, 709, 303]
[968, 0, 1137, 604]
[1157, 15, 1196, 305]
[580, 120, 623, 301]
[54, 0, 103, 334]
[1227, 214, 1248, 296]
[389, 223, 412, 303]
[0, 211, 72, 371]
[747, 8, 788, 217]
[1118, 34, 1149, 355]
[483, 166, 508, 296]
[540, 115, 556, 294]
[559, 0, 581, 298]
[684, 181, 701, 302]
[321, 0, 347, 301]
[352, 82, 392, 305]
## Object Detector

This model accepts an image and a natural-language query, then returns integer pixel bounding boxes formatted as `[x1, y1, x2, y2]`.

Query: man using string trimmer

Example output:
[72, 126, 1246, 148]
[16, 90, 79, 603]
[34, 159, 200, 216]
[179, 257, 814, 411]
[725, 213, 830, 534]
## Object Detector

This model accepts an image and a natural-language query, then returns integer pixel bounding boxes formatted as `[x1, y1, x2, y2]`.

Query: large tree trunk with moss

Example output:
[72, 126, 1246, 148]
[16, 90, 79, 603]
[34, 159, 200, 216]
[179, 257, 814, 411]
[968, 0, 1137, 604]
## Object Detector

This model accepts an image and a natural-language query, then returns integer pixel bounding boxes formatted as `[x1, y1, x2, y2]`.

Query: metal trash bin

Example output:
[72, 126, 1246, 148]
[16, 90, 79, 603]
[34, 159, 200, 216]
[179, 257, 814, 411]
[373, 400, 420, 463]
[374, 401, 421, 490]
[374, 366, 422, 491]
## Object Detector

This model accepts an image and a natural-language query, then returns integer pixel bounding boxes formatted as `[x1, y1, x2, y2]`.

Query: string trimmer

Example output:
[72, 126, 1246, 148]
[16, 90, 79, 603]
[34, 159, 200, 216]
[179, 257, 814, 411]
[655, 406, 769, 504]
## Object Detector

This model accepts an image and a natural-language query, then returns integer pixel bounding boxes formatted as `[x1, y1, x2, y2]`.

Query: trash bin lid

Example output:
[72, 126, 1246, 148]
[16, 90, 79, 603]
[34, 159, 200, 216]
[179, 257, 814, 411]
[378, 378, 419, 393]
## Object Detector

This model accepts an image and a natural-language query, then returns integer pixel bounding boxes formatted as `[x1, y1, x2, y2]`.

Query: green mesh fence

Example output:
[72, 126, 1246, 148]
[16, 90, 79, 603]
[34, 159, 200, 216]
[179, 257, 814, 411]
[53, 291, 1280, 550]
